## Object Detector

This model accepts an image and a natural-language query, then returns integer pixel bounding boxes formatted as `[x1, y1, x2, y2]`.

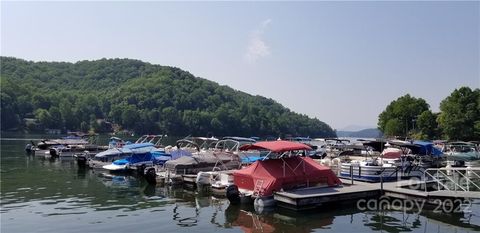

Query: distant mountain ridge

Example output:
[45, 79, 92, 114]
[338, 125, 376, 132]
[336, 128, 383, 138]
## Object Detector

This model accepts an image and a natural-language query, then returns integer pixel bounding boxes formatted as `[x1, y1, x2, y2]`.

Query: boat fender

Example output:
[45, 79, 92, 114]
[332, 158, 341, 166]
[446, 161, 453, 176]
[466, 163, 473, 177]
[254, 197, 275, 208]
[323, 159, 331, 167]
[226, 185, 240, 205]
[145, 168, 157, 185]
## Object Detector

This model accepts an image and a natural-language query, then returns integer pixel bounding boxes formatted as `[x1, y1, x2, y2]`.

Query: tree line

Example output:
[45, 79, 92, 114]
[378, 87, 480, 141]
[0, 57, 336, 138]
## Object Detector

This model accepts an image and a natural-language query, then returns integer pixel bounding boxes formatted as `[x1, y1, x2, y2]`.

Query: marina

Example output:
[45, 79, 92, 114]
[1, 135, 480, 233]
[1, 136, 480, 232]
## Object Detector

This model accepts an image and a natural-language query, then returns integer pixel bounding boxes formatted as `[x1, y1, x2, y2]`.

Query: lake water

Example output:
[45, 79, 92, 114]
[1, 135, 479, 233]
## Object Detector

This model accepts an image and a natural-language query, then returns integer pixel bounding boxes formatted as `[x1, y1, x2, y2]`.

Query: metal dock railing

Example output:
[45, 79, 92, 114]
[423, 167, 480, 195]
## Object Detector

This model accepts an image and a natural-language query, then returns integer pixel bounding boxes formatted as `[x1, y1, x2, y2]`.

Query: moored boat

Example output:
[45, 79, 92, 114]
[339, 140, 444, 182]
[85, 135, 167, 169]
[442, 141, 480, 165]
[226, 141, 342, 207]
[26, 133, 105, 157]
[103, 149, 171, 172]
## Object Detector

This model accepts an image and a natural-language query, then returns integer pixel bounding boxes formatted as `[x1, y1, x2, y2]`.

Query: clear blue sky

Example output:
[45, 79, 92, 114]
[2, 1, 479, 130]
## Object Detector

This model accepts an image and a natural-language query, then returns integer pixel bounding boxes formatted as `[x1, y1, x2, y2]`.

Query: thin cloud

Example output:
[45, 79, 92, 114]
[245, 19, 272, 63]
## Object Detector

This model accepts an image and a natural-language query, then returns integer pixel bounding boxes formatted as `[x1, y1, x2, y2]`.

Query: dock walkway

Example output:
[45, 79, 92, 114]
[273, 178, 480, 210]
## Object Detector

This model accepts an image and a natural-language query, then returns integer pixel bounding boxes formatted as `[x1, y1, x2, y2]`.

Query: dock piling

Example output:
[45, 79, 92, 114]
[350, 165, 354, 185]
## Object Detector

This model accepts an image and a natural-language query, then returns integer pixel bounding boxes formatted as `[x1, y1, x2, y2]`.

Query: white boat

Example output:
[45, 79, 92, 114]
[442, 141, 480, 164]
[340, 140, 443, 182]
[26, 134, 106, 157]
[340, 160, 399, 182]
[86, 135, 167, 169]
[144, 136, 256, 186]
[102, 145, 170, 172]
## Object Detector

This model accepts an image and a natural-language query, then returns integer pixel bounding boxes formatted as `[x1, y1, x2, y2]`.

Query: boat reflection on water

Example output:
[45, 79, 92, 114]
[363, 212, 422, 233]
[224, 201, 480, 233]
[224, 205, 336, 233]
[362, 207, 480, 233]
[97, 172, 141, 188]
[97, 174, 480, 233]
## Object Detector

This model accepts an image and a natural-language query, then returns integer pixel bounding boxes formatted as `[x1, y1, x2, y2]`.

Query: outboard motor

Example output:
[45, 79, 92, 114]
[137, 164, 147, 177]
[25, 144, 33, 155]
[196, 172, 212, 193]
[49, 148, 59, 157]
[144, 168, 157, 185]
[75, 153, 88, 168]
[226, 185, 240, 205]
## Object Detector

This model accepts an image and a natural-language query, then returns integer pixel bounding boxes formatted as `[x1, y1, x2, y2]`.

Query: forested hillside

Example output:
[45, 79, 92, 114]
[1, 57, 336, 137]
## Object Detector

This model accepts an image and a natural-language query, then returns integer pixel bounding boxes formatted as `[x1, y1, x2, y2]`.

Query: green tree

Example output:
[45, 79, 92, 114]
[59, 99, 77, 130]
[34, 108, 53, 129]
[49, 106, 63, 129]
[32, 94, 51, 110]
[0, 78, 21, 130]
[384, 119, 403, 137]
[378, 94, 429, 137]
[121, 105, 139, 129]
[416, 110, 438, 139]
[80, 121, 89, 132]
[438, 87, 480, 140]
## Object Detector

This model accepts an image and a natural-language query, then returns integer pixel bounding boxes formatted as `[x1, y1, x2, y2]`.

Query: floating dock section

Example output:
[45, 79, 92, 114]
[274, 178, 480, 210]
[274, 182, 381, 210]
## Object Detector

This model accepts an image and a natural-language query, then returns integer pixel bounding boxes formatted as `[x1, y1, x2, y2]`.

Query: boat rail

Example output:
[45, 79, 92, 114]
[423, 167, 480, 193]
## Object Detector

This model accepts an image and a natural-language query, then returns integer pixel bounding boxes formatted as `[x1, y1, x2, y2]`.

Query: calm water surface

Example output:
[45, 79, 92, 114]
[1, 135, 479, 233]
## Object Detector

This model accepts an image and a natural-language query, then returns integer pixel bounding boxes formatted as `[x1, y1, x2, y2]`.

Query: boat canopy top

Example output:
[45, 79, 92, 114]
[222, 136, 256, 142]
[123, 143, 154, 150]
[323, 138, 351, 143]
[109, 137, 123, 141]
[448, 141, 476, 146]
[233, 157, 341, 196]
[389, 140, 443, 157]
[95, 143, 157, 158]
[286, 137, 312, 142]
[113, 150, 171, 166]
[239, 140, 312, 153]
[362, 140, 387, 152]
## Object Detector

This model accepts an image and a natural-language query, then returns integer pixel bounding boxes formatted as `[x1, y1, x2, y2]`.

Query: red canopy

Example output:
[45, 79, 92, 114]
[239, 140, 312, 153]
[234, 157, 341, 197]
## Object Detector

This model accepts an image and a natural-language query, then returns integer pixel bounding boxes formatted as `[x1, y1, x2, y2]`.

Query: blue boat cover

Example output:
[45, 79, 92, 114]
[241, 156, 263, 163]
[112, 150, 172, 166]
[413, 141, 443, 157]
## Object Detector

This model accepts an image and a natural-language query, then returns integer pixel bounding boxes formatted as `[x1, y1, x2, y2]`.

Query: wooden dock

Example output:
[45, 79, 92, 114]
[273, 178, 480, 210]
[274, 183, 381, 210]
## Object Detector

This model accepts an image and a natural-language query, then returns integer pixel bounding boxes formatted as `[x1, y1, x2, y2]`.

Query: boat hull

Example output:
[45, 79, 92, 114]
[340, 164, 399, 182]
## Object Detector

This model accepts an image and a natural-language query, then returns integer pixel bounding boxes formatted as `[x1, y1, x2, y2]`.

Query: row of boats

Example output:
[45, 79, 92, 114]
[26, 134, 480, 208]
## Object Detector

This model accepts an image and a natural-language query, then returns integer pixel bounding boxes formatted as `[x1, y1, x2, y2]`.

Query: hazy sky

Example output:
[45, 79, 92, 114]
[2, 1, 479, 130]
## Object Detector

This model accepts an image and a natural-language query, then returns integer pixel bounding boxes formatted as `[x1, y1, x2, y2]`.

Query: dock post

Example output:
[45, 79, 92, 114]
[380, 175, 383, 192]
[350, 165, 354, 185]
[167, 169, 171, 185]
[467, 174, 470, 192]
[423, 172, 427, 192]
